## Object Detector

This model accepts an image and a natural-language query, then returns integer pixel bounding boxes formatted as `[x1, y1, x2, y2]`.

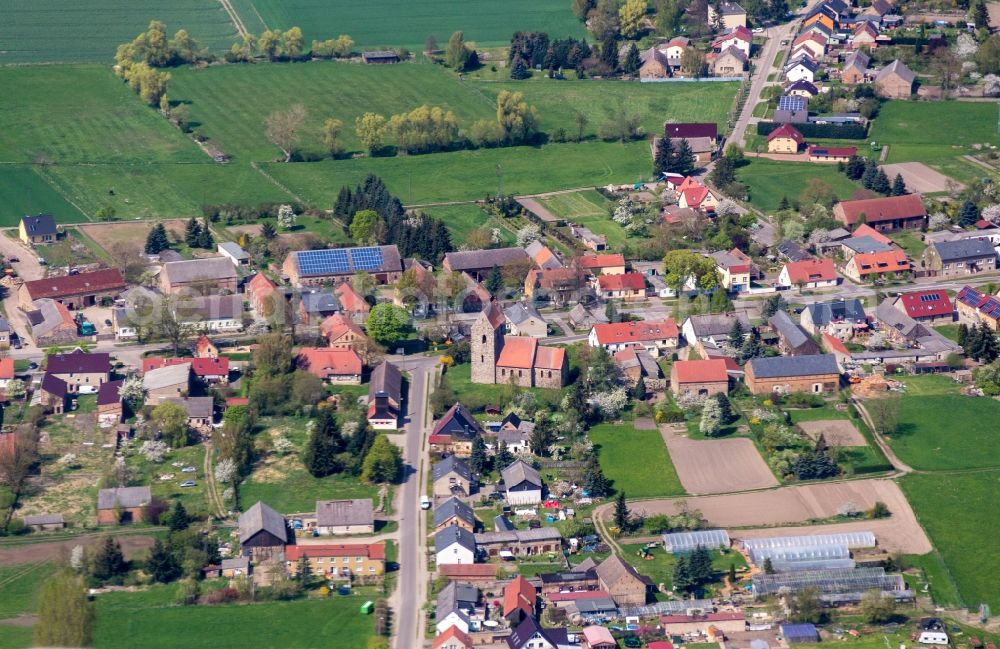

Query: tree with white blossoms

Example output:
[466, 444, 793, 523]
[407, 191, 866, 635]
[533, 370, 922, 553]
[273, 436, 293, 455]
[716, 199, 739, 219]
[676, 391, 707, 410]
[490, 228, 503, 245]
[591, 387, 629, 418]
[928, 213, 952, 230]
[982, 204, 1000, 224]
[612, 196, 637, 225]
[222, 487, 235, 504]
[119, 375, 145, 408]
[139, 440, 168, 463]
[57, 453, 79, 469]
[954, 33, 979, 61]
[808, 228, 831, 245]
[516, 224, 541, 247]
[277, 204, 296, 230]
[700, 397, 722, 437]
[214, 457, 237, 485]
[984, 74, 1000, 96]
[5, 379, 25, 399]
[70, 545, 85, 572]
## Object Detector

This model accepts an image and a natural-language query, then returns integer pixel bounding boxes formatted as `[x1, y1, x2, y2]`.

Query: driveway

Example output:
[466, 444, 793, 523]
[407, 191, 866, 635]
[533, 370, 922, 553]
[0, 231, 45, 345]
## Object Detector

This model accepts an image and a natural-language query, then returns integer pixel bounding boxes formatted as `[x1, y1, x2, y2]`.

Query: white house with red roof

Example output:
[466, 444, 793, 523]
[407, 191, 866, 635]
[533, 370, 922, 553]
[576, 253, 626, 276]
[295, 348, 362, 384]
[677, 178, 719, 212]
[597, 273, 647, 300]
[142, 357, 230, 384]
[712, 26, 751, 57]
[588, 319, 680, 356]
[778, 258, 838, 289]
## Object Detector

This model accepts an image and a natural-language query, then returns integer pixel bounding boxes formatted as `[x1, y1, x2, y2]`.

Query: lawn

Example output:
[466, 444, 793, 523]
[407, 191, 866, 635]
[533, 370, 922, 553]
[537, 190, 611, 220]
[93, 586, 376, 649]
[0, 167, 88, 226]
[441, 362, 563, 413]
[870, 101, 1000, 185]
[737, 158, 866, 213]
[265, 140, 652, 207]
[889, 230, 926, 258]
[419, 204, 509, 243]
[901, 551, 963, 609]
[588, 424, 684, 499]
[0, 0, 238, 64]
[887, 375, 1000, 470]
[900, 471, 1000, 611]
[232, 0, 586, 50]
[933, 323, 962, 342]
[619, 543, 747, 593]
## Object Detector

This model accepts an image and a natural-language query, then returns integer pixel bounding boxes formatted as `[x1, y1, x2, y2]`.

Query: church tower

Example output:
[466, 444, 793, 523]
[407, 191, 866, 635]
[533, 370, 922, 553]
[471, 300, 505, 384]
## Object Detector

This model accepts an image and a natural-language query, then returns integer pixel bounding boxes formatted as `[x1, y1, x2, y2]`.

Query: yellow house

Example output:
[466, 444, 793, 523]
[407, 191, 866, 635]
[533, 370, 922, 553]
[767, 124, 805, 154]
[19, 215, 58, 246]
[285, 543, 385, 578]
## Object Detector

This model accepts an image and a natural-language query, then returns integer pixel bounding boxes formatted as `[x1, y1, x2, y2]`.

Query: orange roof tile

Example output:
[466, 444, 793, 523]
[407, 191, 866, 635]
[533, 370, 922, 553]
[533, 345, 566, 371]
[0, 358, 13, 381]
[851, 223, 892, 244]
[248, 272, 276, 297]
[433, 626, 473, 649]
[598, 273, 646, 292]
[296, 348, 363, 379]
[822, 332, 850, 355]
[591, 319, 679, 345]
[850, 249, 910, 276]
[320, 313, 366, 343]
[503, 575, 537, 618]
[577, 253, 626, 269]
[284, 542, 385, 561]
[335, 282, 370, 313]
[673, 359, 729, 383]
[496, 336, 537, 369]
[783, 258, 837, 284]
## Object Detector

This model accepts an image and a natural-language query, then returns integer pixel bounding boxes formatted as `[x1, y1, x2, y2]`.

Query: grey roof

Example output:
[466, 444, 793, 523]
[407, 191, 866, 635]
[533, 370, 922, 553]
[435, 525, 476, 553]
[24, 513, 64, 525]
[786, 57, 819, 73]
[504, 302, 545, 326]
[806, 299, 867, 325]
[97, 486, 151, 510]
[826, 227, 852, 241]
[444, 247, 530, 272]
[22, 214, 58, 236]
[144, 363, 190, 391]
[495, 515, 517, 532]
[316, 498, 374, 527]
[843, 235, 894, 254]
[778, 240, 812, 262]
[437, 581, 480, 618]
[300, 291, 341, 314]
[569, 304, 608, 327]
[433, 455, 472, 483]
[434, 497, 476, 528]
[218, 241, 249, 261]
[596, 555, 653, 588]
[368, 361, 402, 402]
[686, 312, 751, 338]
[28, 299, 71, 338]
[475, 527, 562, 545]
[162, 396, 214, 420]
[932, 238, 996, 262]
[501, 459, 542, 489]
[749, 354, 839, 379]
[769, 310, 813, 350]
[499, 427, 533, 446]
[182, 295, 242, 321]
[576, 597, 619, 615]
[716, 1, 745, 15]
[525, 241, 563, 270]
[844, 51, 870, 72]
[875, 300, 926, 340]
[221, 557, 250, 571]
[0, 317, 10, 333]
[238, 501, 288, 544]
[875, 59, 915, 84]
[162, 256, 237, 285]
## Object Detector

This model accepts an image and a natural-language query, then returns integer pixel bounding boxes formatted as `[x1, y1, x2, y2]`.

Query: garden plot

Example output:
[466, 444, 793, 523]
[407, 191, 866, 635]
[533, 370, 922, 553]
[880, 162, 961, 193]
[797, 420, 868, 447]
[659, 424, 778, 495]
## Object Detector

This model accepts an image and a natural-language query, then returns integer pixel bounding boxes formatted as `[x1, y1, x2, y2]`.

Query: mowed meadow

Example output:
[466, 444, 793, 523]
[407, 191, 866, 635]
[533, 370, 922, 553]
[0, 56, 736, 225]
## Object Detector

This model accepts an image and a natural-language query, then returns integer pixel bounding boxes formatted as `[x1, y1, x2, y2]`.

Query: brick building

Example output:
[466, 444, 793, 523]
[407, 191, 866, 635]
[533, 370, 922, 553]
[745, 354, 840, 395]
[470, 301, 567, 388]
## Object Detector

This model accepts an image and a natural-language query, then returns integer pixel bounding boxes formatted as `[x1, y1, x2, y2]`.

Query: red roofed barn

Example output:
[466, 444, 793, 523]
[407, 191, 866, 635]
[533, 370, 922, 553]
[670, 359, 730, 396]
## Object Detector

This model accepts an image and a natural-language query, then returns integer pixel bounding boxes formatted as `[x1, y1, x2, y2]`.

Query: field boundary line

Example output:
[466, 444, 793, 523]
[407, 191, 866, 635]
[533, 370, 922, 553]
[249, 162, 305, 203]
[31, 165, 93, 222]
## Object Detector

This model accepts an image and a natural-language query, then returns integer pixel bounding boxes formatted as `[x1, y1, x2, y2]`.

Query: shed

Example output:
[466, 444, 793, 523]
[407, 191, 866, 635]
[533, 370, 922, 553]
[781, 623, 820, 643]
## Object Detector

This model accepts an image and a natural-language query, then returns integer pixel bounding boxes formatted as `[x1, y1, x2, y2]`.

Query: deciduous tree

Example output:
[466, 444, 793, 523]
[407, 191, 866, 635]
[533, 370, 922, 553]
[356, 112, 388, 156]
[35, 570, 95, 648]
[265, 104, 307, 162]
[361, 434, 402, 483]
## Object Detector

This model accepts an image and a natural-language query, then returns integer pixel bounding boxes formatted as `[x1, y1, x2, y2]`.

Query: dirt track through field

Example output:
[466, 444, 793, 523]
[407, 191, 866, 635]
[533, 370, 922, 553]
[880, 162, 962, 193]
[0, 534, 155, 565]
[660, 425, 778, 494]
[797, 420, 868, 446]
[624, 478, 931, 554]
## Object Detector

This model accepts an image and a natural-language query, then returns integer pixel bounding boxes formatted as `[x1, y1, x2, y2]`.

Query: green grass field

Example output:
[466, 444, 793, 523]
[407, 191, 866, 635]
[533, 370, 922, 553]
[901, 471, 1000, 610]
[537, 190, 611, 219]
[589, 424, 684, 499]
[870, 101, 1000, 184]
[0, 562, 54, 619]
[887, 375, 1000, 471]
[0, 0, 239, 65]
[0, 167, 88, 225]
[93, 586, 375, 648]
[231, 0, 586, 50]
[419, 204, 506, 243]
[619, 543, 747, 592]
[738, 158, 866, 213]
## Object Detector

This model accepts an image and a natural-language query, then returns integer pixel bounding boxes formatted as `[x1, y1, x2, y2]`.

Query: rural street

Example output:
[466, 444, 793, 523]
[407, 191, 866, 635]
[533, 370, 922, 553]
[387, 354, 438, 649]
[0, 233, 44, 344]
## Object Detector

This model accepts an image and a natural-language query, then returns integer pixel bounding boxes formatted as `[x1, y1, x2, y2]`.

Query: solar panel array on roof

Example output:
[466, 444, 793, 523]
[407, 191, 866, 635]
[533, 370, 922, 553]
[919, 293, 940, 303]
[295, 246, 385, 277]
[662, 529, 730, 553]
[778, 95, 807, 111]
[752, 567, 904, 596]
[352, 246, 385, 271]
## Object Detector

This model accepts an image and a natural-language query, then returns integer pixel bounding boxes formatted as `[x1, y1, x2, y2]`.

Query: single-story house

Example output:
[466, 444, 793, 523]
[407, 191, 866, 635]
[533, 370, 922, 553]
[97, 486, 151, 525]
[315, 498, 374, 535]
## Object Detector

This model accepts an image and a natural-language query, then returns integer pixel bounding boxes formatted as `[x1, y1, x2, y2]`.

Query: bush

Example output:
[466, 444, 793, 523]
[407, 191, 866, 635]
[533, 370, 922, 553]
[784, 392, 825, 408]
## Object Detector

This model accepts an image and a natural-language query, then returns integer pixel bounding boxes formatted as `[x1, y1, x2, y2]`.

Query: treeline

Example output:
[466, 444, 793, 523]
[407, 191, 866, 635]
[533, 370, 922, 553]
[756, 121, 869, 140]
[508, 32, 592, 77]
[334, 174, 453, 262]
[842, 156, 908, 197]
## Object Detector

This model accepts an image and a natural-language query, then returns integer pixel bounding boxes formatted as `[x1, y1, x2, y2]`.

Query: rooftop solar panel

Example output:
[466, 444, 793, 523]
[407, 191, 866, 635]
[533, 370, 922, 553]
[351, 246, 385, 271]
[919, 294, 939, 302]
[778, 95, 807, 111]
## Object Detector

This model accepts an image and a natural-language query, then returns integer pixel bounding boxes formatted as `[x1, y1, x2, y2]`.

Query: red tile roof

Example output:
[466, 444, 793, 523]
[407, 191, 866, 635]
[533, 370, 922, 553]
[433, 626, 473, 649]
[284, 542, 385, 561]
[23, 268, 125, 301]
[672, 359, 729, 384]
[439, 564, 498, 578]
[496, 336, 538, 369]
[598, 273, 646, 292]
[335, 282, 370, 313]
[295, 348, 363, 379]
[320, 313, 366, 343]
[577, 253, 626, 270]
[836, 194, 926, 226]
[783, 258, 837, 284]
[247, 272, 276, 297]
[142, 357, 230, 378]
[681, 184, 712, 209]
[808, 145, 858, 157]
[226, 397, 249, 407]
[767, 123, 805, 144]
[896, 289, 953, 318]
[851, 223, 892, 244]
[533, 345, 566, 371]
[503, 575, 537, 618]
[850, 249, 910, 276]
[591, 319, 679, 345]
[822, 332, 850, 355]
[0, 358, 13, 381]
